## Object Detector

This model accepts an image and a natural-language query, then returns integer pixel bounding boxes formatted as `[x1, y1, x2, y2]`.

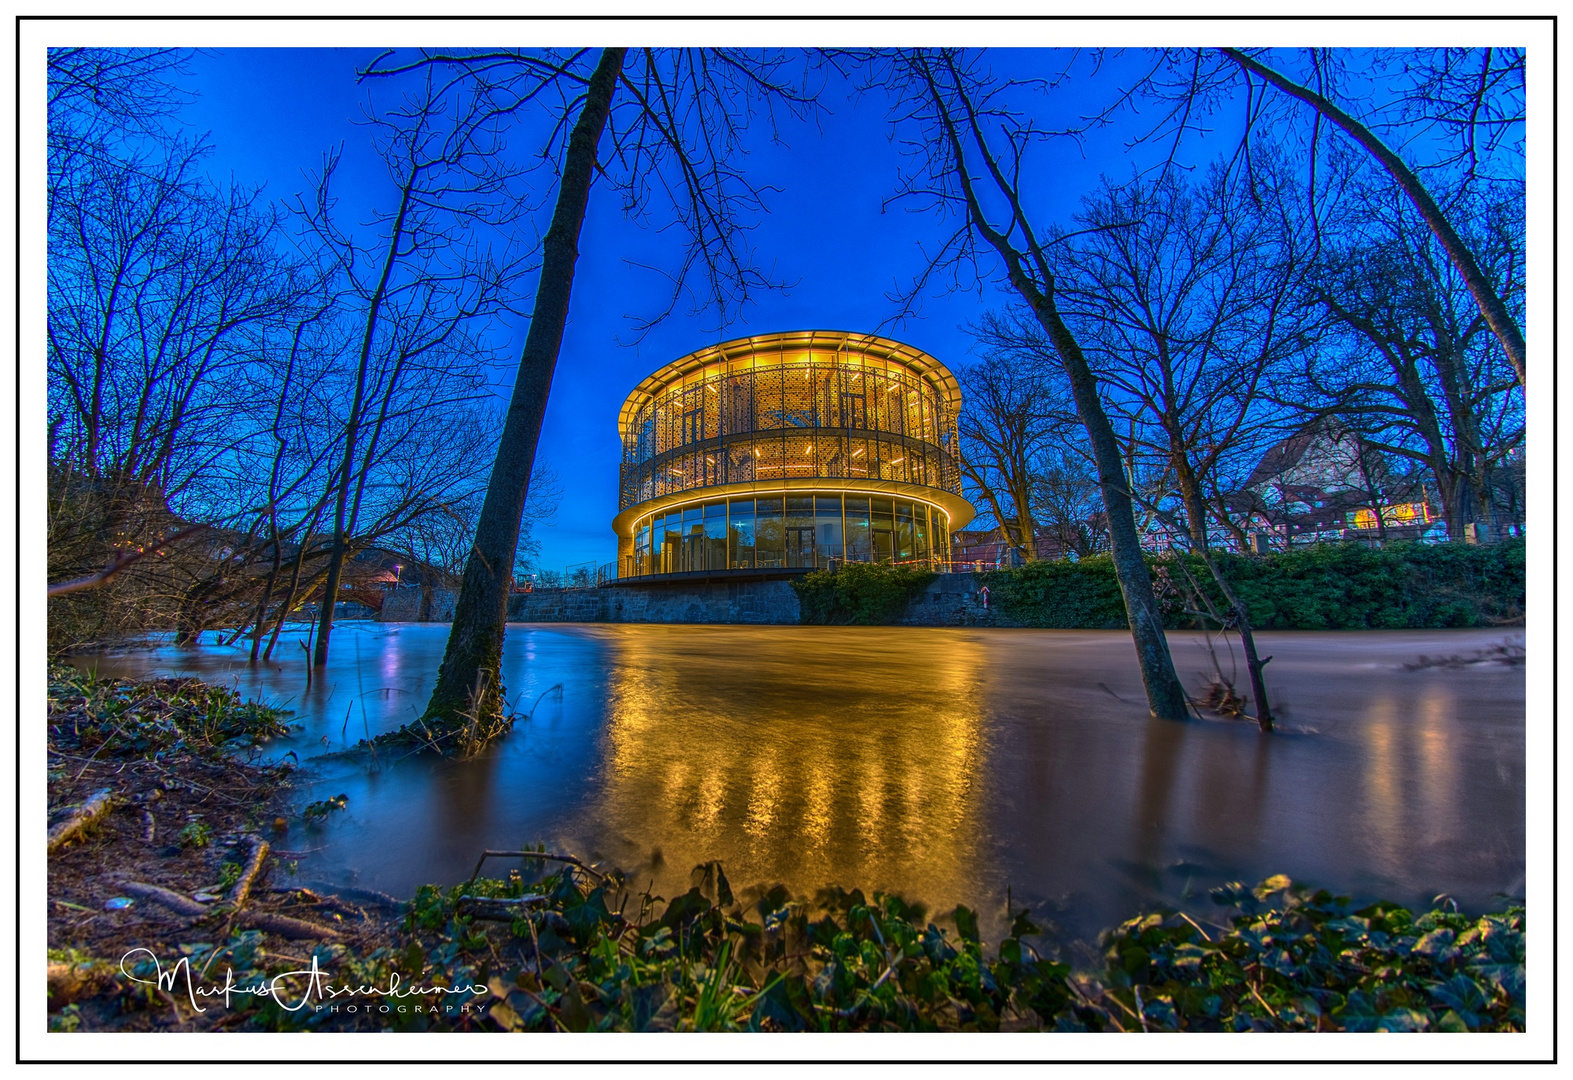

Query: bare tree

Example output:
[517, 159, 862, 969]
[955, 346, 1060, 562]
[1215, 48, 1526, 387]
[357, 48, 821, 737]
[875, 49, 1190, 721]
[1300, 181, 1524, 543]
[1056, 160, 1314, 554]
[1030, 445, 1108, 559]
[1068, 47, 1526, 386]
[290, 69, 536, 668]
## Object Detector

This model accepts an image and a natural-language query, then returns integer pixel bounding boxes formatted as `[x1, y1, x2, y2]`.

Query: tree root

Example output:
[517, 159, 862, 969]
[47, 788, 115, 854]
[239, 911, 341, 940]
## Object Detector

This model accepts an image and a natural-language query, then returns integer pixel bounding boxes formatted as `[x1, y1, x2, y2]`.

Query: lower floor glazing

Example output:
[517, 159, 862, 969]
[626, 492, 952, 576]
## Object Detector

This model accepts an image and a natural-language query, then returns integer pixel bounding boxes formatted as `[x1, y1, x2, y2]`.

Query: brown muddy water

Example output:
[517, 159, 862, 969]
[74, 624, 1525, 944]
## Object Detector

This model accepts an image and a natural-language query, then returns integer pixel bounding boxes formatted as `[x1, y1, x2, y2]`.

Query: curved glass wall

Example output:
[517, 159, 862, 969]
[629, 492, 952, 576]
[614, 331, 971, 578]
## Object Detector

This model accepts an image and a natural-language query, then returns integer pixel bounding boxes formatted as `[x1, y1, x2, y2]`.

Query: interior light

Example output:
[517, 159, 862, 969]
[852, 447, 865, 458]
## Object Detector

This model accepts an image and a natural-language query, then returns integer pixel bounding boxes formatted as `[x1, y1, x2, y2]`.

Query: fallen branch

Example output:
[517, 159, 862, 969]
[117, 880, 209, 918]
[227, 836, 270, 910]
[239, 911, 341, 940]
[47, 788, 116, 854]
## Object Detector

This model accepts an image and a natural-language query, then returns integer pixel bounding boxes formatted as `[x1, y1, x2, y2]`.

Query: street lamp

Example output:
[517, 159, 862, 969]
[393, 564, 402, 588]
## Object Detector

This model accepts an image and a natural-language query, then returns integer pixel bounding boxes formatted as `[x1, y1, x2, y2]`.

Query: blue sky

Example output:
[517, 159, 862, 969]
[168, 47, 1216, 569]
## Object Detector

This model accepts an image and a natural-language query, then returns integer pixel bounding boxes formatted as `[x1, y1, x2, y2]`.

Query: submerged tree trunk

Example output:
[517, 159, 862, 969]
[1031, 302, 1192, 721]
[423, 47, 627, 734]
[911, 49, 1190, 721]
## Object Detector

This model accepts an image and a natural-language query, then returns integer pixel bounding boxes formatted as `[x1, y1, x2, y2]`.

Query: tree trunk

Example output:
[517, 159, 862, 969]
[423, 47, 627, 732]
[1219, 48, 1526, 388]
[1033, 302, 1190, 720]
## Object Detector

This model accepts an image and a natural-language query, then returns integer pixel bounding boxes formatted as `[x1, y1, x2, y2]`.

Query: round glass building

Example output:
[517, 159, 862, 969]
[614, 330, 975, 579]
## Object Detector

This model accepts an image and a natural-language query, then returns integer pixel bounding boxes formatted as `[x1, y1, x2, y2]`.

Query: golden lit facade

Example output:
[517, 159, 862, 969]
[614, 330, 975, 578]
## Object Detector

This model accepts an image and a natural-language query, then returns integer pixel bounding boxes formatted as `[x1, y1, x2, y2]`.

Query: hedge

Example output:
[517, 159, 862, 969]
[979, 538, 1525, 631]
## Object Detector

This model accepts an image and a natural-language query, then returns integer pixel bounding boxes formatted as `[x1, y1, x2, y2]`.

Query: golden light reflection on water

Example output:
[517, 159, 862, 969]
[582, 626, 988, 906]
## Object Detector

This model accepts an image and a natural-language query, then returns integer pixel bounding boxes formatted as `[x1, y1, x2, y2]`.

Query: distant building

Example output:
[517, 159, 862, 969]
[1226, 420, 1436, 548]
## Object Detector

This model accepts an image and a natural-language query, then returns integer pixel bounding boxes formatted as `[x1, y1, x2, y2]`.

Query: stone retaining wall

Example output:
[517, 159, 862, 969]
[376, 572, 999, 626]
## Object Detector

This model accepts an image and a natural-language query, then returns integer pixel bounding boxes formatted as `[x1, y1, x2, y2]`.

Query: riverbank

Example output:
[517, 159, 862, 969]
[381, 540, 1525, 629]
[45, 666, 1525, 1033]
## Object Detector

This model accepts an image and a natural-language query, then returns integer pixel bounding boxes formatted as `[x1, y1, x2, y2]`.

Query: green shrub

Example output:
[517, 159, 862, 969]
[792, 562, 938, 625]
[1173, 538, 1525, 630]
[978, 554, 1128, 629]
[980, 540, 1525, 631]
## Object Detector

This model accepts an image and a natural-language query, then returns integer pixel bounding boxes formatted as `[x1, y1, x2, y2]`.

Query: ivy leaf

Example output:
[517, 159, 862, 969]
[1470, 961, 1526, 1005]
[1253, 874, 1293, 900]
[1412, 928, 1458, 962]
[1324, 916, 1371, 941]
[1332, 989, 1384, 1032]
[1428, 974, 1489, 1028]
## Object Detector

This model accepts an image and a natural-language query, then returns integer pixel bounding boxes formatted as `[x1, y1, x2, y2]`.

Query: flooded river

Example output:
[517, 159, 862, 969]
[75, 624, 1525, 944]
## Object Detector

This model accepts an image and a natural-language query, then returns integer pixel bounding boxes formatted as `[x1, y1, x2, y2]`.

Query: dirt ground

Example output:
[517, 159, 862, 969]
[46, 674, 406, 1031]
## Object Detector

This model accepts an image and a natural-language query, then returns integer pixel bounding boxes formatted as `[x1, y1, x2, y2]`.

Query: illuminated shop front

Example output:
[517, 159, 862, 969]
[613, 330, 975, 579]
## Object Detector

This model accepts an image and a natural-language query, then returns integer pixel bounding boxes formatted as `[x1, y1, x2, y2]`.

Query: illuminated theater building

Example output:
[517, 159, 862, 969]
[614, 330, 975, 580]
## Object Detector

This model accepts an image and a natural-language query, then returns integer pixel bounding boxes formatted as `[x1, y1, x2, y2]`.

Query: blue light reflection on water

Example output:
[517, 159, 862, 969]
[75, 623, 1526, 944]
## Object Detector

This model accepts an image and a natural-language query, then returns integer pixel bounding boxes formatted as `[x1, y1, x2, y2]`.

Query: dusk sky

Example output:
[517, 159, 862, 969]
[168, 46, 1175, 571]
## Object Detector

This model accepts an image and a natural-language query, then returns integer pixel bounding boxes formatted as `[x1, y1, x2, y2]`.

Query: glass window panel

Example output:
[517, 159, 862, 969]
[704, 502, 727, 571]
[818, 432, 845, 478]
[933, 510, 950, 563]
[785, 497, 815, 569]
[661, 514, 683, 575]
[895, 500, 915, 562]
[782, 362, 815, 429]
[871, 498, 894, 564]
[844, 497, 872, 563]
[756, 366, 786, 430]
[782, 433, 815, 477]
[729, 500, 756, 569]
[815, 495, 844, 568]
[684, 517, 706, 573]
[914, 503, 929, 563]
[754, 437, 786, 481]
[755, 498, 784, 569]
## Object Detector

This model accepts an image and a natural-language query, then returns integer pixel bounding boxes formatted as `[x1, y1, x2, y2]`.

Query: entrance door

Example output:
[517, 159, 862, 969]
[786, 526, 816, 568]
